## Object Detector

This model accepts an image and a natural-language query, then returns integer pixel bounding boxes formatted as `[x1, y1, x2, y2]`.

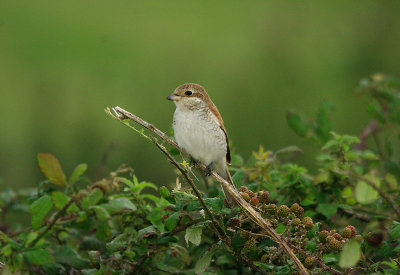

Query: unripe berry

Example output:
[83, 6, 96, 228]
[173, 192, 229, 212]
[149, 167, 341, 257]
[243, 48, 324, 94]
[329, 238, 342, 251]
[319, 230, 330, 243]
[240, 192, 250, 202]
[332, 233, 343, 241]
[304, 256, 315, 269]
[264, 204, 277, 215]
[354, 234, 363, 243]
[246, 189, 255, 198]
[243, 238, 257, 251]
[258, 190, 269, 203]
[239, 186, 248, 193]
[342, 225, 357, 238]
[326, 235, 334, 243]
[292, 218, 301, 226]
[304, 220, 314, 231]
[302, 217, 314, 230]
[290, 203, 304, 218]
[250, 197, 259, 206]
[278, 205, 290, 217]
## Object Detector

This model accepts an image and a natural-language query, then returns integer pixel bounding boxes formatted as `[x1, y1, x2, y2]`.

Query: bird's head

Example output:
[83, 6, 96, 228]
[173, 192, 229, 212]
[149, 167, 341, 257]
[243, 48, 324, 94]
[167, 83, 211, 110]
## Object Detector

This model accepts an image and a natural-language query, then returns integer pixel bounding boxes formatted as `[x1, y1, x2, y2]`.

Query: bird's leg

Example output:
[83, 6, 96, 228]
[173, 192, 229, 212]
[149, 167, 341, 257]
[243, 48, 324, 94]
[204, 162, 213, 176]
[190, 156, 199, 166]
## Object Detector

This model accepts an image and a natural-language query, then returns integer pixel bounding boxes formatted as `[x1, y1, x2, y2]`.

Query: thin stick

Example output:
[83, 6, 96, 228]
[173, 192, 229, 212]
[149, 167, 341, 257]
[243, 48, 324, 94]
[105, 106, 309, 275]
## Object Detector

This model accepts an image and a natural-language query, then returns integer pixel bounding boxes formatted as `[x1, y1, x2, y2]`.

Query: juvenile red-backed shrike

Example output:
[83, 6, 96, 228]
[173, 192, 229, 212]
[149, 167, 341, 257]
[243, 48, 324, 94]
[167, 83, 237, 205]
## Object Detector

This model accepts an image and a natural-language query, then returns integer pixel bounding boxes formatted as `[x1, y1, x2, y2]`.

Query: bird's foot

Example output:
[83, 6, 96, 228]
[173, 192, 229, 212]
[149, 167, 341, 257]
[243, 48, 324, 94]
[190, 157, 199, 166]
[204, 162, 213, 176]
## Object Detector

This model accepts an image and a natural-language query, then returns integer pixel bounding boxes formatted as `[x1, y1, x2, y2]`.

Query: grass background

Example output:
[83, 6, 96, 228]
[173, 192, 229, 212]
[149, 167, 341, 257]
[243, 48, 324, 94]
[0, 1, 399, 189]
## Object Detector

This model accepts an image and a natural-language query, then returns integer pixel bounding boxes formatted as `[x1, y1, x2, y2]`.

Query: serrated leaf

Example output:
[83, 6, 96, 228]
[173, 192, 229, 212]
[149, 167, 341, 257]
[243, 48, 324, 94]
[355, 180, 378, 204]
[69, 163, 87, 185]
[54, 246, 89, 269]
[81, 189, 103, 210]
[195, 246, 217, 275]
[185, 227, 202, 246]
[165, 212, 180, 231]
[101, 197, 137, 214]
[89, 206, 110, 221]
[339, 240, 361, 268]
[316, 203, 337, 219]
[37, 153, 67, 187]
[23, 248, 54, 266]
[30, 195, 53, 229]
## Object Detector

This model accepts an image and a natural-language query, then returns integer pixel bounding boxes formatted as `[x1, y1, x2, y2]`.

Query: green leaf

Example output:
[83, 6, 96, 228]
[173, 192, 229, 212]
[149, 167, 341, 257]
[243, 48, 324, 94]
[147, 207, 165, 232]
[54, 246, 90, 269]
[37, 153, 67, 187]
[137, 226, 157, 241]
[314, 101, 333, 142]
[389, 222, 400, 239]
[185, 227, 202, 246]
[232, 168, 244, 188]
[204, 198, 223, 212]
[81, 188, 103, 210]
[286, 112, 309, 137]
[101, 198, 137, 214]
[51, 191, 69, 209]
[355, 180, 378, 204]
[275, 146, 303, 157]
[89, 206, 110, 221]
[316, 203, 337, 219]
[160, 186, 171, 199]
[23, 248, 54, 266]
[68, 163, 87, 185]
[195, 246, 217, 275]
[339, 240, 361, 268]
[131, 176, 157, 194]
[30, 195, 53, 229]
[51, 192, 80, 213]
[165, 212, 180, 231]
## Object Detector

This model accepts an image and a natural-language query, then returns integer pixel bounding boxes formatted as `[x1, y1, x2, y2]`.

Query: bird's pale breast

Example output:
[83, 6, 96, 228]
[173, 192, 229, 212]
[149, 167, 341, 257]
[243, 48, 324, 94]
[173, 108, 226, 166]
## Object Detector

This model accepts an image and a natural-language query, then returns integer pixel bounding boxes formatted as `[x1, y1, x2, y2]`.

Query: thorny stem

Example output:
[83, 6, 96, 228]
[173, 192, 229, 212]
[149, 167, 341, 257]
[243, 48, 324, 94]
[105, 106, 309, 275]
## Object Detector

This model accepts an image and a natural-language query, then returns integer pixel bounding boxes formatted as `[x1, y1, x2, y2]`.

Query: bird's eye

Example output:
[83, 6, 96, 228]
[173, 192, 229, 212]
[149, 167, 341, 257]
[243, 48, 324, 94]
[185, 91, 193, 96]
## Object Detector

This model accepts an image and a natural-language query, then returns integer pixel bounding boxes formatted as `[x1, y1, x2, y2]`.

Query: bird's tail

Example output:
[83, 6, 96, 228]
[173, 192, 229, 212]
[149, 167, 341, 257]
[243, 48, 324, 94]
[214, 159, 237, 206]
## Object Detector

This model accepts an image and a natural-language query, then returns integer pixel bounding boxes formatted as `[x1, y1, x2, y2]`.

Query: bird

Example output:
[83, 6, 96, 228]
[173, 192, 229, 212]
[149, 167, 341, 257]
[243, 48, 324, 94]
[167, 83, 237, 206]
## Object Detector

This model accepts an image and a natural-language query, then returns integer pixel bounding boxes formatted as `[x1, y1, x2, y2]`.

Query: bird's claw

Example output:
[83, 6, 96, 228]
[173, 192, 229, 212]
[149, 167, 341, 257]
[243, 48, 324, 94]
[204, 163, 213, 176]
[190, 157, 199, 166]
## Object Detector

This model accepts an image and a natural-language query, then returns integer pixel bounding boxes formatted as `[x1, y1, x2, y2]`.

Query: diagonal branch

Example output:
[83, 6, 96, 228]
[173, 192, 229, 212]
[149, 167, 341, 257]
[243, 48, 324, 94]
[105, 106, 309, 275]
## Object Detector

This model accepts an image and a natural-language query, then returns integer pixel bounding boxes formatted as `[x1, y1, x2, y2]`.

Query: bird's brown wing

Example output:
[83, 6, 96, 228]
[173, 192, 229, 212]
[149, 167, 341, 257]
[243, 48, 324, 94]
[222, 127, 231, 164]
[209, 104, 231, 164]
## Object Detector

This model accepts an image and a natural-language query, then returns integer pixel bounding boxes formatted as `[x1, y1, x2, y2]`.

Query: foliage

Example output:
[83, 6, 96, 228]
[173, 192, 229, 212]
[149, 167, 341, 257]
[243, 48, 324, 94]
[1, 74, 400, 274]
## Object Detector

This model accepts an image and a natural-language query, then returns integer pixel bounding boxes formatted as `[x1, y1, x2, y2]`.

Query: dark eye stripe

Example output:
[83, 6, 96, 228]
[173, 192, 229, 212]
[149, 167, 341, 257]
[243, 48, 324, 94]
[185, 91, 193, 96]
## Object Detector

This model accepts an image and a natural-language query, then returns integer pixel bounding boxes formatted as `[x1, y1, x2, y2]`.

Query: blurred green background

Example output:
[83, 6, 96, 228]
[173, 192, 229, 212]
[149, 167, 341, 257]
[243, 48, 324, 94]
[1, 1, 399, 190]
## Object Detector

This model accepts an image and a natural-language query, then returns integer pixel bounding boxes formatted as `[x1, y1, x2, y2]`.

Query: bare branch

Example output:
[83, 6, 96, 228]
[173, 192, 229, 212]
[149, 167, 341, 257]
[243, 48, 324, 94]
[105, 106, 309, 275]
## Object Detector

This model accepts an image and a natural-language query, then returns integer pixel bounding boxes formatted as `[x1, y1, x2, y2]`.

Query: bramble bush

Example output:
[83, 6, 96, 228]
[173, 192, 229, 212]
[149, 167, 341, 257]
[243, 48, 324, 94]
[1, 74, 400, 274]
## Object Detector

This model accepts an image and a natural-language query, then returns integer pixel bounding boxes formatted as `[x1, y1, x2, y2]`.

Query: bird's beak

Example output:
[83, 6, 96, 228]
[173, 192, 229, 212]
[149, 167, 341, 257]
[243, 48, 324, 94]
[166, 93, 179, 101]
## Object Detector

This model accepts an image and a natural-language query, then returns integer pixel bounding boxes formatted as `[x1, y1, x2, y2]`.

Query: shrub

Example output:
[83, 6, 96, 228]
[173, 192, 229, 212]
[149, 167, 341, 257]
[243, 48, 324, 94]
[0, 74, 399, 274]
